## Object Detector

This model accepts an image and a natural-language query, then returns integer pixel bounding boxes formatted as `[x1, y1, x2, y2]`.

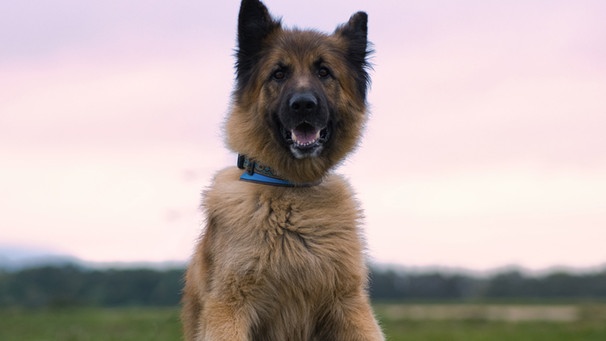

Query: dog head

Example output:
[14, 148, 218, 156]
[226, 0, 371, 183]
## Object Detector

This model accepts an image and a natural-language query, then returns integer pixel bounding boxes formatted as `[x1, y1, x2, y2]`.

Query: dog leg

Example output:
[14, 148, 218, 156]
[197, 299, 252, 341]
[318, 296, 385, 341]
[181, 295, 201, 341]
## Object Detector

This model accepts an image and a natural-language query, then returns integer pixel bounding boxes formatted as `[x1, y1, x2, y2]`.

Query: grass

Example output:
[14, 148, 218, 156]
[1, 303, 605, 340]
[376, 303, 606, 341]
[0, 307, 180, 341]
[379, 319, 606, 341]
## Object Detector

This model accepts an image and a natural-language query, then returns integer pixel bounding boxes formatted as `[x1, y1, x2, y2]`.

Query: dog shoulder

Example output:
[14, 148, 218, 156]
[321, 173, 362, 209]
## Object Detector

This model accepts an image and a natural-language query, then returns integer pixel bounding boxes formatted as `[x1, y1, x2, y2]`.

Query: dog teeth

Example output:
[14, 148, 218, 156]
[291, 129, 320, 146]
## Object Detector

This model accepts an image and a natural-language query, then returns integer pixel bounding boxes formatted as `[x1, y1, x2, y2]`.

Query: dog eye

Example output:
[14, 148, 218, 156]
[317, 67, 331, 79]
[273, 69, 286, 80]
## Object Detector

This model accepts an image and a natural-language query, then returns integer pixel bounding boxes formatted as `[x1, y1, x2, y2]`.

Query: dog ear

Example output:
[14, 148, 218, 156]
[335, 12, 369, 66]
[236, 0, 281, 84]
[335, 12, 372, 98]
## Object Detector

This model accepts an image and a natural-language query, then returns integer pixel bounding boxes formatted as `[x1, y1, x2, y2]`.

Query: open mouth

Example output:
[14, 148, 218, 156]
[281, 122, 330, 158]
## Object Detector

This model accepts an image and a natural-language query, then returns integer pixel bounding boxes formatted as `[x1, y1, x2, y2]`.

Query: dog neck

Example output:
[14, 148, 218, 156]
[237, 154, 321, 187]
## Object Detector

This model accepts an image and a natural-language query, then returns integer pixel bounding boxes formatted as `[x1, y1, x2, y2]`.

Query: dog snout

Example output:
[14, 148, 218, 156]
[289, 92, 317, 115]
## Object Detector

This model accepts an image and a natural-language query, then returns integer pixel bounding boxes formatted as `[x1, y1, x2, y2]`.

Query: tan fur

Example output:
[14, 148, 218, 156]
[182, 1, 383, 339]
[182, 169, 383, 340]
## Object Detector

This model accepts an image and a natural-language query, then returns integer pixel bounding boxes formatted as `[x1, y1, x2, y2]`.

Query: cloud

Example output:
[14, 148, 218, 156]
[1, 50, 234, 150]
[359, 0, 606, 173]
[1, 0, 605, 268]
[0, 0, 239, 62]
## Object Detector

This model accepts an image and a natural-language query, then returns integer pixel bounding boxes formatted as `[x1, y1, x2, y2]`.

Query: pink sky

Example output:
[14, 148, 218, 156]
[1, 0, 605, 270]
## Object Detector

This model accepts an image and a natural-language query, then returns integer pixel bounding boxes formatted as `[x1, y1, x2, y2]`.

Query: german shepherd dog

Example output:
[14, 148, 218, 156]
[182, 0, 383, 339]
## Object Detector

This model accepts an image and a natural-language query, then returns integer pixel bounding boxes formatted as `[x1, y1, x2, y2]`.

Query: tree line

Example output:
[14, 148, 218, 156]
[369, 267, 606, 301]
[0, 265, 182, 308]
[1, 264, 605, 308]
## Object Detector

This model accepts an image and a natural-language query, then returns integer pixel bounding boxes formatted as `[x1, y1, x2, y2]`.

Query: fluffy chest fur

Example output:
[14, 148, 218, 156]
[202, 167, 367, 296]
[186, 167, 373, 339]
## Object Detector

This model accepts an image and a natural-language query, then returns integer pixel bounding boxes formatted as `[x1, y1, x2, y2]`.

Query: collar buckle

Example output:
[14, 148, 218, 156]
[237, 154, 255, 175]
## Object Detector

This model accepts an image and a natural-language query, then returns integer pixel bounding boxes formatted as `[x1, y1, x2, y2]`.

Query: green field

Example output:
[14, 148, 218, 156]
[1, 304, 605, 341]
[375, 303, 606, 341]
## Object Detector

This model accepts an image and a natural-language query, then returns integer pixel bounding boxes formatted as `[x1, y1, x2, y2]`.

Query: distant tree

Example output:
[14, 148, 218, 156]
[1, 264, 606, 307]
[370, 269, 479, 301]
[485, 270, 532, 298]
[2, 265, 86, 307]
[0, 265, 183, 308]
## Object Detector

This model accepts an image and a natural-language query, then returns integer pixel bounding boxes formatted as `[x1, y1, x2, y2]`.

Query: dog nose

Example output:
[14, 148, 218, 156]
[289, 92, 317, 115]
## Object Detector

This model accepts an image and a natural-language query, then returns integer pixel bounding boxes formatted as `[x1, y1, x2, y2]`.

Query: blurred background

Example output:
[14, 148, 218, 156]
[1, 1, 605, 340]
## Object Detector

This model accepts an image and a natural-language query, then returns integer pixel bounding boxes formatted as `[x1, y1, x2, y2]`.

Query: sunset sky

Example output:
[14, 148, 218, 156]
[1, 0, 605, 271]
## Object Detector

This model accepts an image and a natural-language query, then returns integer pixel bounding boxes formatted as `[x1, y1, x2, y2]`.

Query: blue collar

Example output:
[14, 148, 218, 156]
[237, 154, 320, 187]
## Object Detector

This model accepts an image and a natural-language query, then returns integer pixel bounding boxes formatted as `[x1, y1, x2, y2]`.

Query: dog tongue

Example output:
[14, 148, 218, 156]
[291, 127, 320, 146]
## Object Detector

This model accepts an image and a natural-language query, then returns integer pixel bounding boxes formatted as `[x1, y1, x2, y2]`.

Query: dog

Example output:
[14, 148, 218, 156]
[181, 0, 383, 339]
